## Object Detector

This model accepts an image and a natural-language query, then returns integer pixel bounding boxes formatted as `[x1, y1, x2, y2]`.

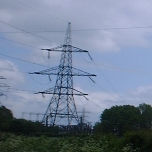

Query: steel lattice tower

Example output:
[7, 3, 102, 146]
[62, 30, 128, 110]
[31, 23, 96, 126]
[0, 76, 8, 107]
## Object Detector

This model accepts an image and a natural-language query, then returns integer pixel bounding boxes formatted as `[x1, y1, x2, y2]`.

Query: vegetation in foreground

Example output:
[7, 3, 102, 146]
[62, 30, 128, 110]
[1, 103, 152, 151]
[0, 133, 140, 152]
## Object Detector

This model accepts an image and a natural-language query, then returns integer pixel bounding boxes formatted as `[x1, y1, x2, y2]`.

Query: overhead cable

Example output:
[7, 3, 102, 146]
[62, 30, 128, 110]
[0, 52, 49, 68]
[87, 53, 125, 104]
[1, 25, 152, 34]
[0, 20, 58, 45]
[0, 36, 40, 49]
[13, 0, 68, 23]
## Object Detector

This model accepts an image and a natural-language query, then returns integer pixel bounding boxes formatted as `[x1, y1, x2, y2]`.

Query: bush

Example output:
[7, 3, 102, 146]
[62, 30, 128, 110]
[0, 134, 140, 152]
[124, 130, 152, 151]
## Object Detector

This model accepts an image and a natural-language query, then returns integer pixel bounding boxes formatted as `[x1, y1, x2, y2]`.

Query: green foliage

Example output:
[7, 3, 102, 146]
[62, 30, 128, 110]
[98, 105, 140, 136]
[138, 103, 152, 130]
[94, 103, 152, 136]
[9, 119, 59, 135]
[0, 106, 13, 131]
[9, 119, 44, 135]
[93, 122, 103, 134]
[0, 134, 139, 152]
[124, 130, 152, 151]
[0, 106, 59, 135]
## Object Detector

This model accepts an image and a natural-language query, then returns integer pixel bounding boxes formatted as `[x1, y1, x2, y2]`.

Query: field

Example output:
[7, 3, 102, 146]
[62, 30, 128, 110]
[0, 133, 139, 152]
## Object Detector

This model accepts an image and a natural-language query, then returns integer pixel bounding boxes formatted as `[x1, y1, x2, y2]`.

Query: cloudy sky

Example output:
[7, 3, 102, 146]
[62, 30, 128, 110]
[1, 0, 152, 125]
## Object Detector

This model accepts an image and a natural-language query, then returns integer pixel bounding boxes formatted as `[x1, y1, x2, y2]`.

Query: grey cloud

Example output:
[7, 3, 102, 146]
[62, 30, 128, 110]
[1, 0, 152, 54]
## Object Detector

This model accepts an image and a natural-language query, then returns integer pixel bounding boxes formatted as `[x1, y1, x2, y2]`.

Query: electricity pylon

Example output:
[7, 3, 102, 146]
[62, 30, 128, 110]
[31, 22, 96, 126]
[0, 76, 8, 106]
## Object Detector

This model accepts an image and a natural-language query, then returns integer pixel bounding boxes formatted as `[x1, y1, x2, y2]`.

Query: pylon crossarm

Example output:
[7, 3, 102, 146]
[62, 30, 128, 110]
[29, 66, 59, 75]
[64, 45, 88, 53]
[34, 86, 88, 100]
[34, 87, 54, 94]
[41, 45, 88, 53]
[30, 66, 96, 77]
[72, 67, 96, 76]
[41, 45, 63, 51]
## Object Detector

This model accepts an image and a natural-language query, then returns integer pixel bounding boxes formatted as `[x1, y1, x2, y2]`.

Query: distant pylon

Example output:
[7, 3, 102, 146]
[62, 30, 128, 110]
[0, 101, 2, 107]
[30, 22, 96, 126]
[0, 92, 6, 107]
[0, 76, 8, 105]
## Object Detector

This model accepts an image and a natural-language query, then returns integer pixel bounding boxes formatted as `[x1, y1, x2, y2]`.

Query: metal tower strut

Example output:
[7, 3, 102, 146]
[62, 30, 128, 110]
[30, 22, 96, 126]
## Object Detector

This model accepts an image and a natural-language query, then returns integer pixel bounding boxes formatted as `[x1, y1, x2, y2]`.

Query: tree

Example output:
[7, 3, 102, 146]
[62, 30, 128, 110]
[10, 119, 44, 135]
[138, 103, 152, 130]
[93, 122, 103, 134]
[9, 118, 59, 135]
[0, 106, 13, 131]
[98, 105, 141, 136]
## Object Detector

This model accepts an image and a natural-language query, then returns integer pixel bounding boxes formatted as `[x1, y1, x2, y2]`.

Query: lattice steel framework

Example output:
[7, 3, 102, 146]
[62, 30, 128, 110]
[31, 23, 96, 126]
[0, 76, 8, 106]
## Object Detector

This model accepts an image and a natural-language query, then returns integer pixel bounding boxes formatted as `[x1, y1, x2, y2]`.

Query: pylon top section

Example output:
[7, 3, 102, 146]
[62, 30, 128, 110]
[64, 22, 71, 45]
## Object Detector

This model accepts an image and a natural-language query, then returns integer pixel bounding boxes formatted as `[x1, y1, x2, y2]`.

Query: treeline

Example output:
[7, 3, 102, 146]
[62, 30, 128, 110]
[0, 106, 59, 135]
[94, 103, 152, 136]
[2, 103, 152, 137]
[93, 103, 152, 151]
[2, 103, 152, 151]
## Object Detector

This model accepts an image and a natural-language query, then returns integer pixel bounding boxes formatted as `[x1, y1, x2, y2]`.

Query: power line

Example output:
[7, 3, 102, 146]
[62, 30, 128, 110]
[0, 66, 52, 86]
[0, 67, 51, 86]
[29, 74, 50, 85]
[11, 0, 152, 34]
[13, 0, 68, 23]
[92, 60, 122, 97]
[1, 25, 152, 34]
[0, 31, 65, 33]
[72, 26, 152, 31]
[0, 87, 37, 93]
[0, 20, 58, 45]
[0, 52, 49, 68]
[0, 67, 51, 85]
[87, 98, 103, 109]
[0, 36, 40, 49]
[89, 74, 124, 104]
[83, 51, 125, 104]
[8, 87, 36, 93]
[94, 81, 124, 104]
[0, 67, 29, 74]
